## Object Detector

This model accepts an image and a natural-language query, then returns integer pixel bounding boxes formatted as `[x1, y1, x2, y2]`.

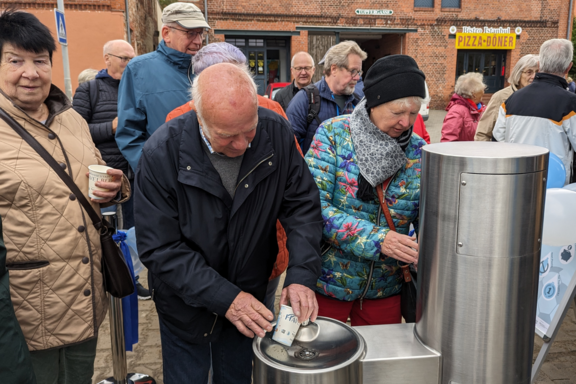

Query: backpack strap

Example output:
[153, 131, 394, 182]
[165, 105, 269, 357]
[353, 92, 362, 103]
[305, 84, 322, 126]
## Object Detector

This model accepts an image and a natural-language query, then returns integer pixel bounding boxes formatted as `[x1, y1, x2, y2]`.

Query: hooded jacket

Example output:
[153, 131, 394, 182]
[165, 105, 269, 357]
[441, 93, 485, 142]
[116, 40, 194, 170]
[0, 86, 117, 351]
[286, 77, 363, 154]
[135, 107, 322, 344]
[73, 69, 131, 177]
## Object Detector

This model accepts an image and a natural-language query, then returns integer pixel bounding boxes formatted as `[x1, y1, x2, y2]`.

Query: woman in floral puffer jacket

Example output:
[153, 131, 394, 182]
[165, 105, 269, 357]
[304, 55, 426, 326]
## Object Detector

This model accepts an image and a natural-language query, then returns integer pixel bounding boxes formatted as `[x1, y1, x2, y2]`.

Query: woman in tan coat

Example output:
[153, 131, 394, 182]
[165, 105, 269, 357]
[0, 10, 129, 384]
[474, 54, 539, 141]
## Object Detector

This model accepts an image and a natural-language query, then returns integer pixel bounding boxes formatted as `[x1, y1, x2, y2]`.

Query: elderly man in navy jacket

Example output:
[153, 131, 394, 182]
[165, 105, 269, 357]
[135, 63, 322, 384]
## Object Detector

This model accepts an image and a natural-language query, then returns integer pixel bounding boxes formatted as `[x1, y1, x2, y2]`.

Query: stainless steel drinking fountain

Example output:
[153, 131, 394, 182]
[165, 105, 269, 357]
[253, 142, 548, 384]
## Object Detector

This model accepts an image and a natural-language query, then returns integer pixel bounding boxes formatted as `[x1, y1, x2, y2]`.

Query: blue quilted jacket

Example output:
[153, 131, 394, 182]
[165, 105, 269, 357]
[304, 115, 425, 302]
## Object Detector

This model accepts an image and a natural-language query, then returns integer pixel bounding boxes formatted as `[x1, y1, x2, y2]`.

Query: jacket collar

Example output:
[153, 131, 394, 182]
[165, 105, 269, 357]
[157, 40, 193, 71]
[534, 72, 569, 89]
[177, 108, 276, 210]
[0, 84, 71, 127]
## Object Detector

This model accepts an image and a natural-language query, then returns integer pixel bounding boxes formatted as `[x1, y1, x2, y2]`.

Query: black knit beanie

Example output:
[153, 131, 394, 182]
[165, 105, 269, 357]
[363, 55, 426, 110]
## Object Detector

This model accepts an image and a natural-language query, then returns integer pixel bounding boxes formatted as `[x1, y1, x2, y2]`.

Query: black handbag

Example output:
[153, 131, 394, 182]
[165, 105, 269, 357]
[0, 107, 134, 298]
[377, 178, 418, 322]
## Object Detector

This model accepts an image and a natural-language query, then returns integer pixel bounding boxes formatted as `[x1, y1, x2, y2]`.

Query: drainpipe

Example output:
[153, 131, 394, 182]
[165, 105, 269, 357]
[125, 0, 131, 45]
[205, 0, 209, 45]
[568, 0, 574, 40]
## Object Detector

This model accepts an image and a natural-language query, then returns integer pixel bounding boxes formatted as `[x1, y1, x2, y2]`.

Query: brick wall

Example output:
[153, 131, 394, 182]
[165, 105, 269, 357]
[201, 0, 572, 109]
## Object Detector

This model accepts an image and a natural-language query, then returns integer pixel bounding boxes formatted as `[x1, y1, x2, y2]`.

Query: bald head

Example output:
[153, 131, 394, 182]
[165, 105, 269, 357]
[192, 63, 259, 157]
[103, 39, 135, 79]
[291, 51, 315, 89]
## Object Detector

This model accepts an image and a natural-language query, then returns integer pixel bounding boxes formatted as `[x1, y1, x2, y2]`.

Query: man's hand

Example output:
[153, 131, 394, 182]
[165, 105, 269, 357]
[225, 291, 273, 338]
[279, 284, 318, 323]
[85, 168, 123, 203]
[112, 117, 118, 134]
[381, 231, 419, 265]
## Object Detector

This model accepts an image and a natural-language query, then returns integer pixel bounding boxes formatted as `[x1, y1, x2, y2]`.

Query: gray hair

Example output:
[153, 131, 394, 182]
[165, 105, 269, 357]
[291, 51, 314, 67]
[508, 54, 539, 87]
[191, 63, 258, 129]
[388, 96, 426, 109]
[539, 39, 573, 76]
[78, 68, 98, 84]
[455, 72, 486, 98]
[192, 42, 246, 74]
[323, 41, 367, 76]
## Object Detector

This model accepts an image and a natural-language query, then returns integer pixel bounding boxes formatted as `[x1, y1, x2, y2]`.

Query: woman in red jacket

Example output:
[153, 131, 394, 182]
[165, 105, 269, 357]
[441, 72, 486, 142]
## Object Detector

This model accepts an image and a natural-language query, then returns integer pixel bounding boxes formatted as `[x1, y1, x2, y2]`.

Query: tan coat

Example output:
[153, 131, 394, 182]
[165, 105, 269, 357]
[474, 84, 517, 141]
[0, 86, 127, 351]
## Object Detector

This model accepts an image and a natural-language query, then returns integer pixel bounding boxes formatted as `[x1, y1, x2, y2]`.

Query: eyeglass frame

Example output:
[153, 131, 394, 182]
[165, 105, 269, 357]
[107, 53, 134, 63]
[291, 66, 314, 73]
[341, 65, 363, 78]
[168, 26, 205, 40]
[522, 69, 538, 76]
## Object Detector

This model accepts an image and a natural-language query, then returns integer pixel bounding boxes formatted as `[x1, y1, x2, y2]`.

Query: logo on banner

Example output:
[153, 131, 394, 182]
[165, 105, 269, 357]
[542, 275, 559, 301]
[540, 251, 552, 277]
[559, 245, 574, 265]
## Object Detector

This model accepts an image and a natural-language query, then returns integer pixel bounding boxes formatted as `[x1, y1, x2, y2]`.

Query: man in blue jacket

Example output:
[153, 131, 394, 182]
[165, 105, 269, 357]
[286, 41, 367, 154]
[116, 2, 210, 170]
[135, 63, 322, 384]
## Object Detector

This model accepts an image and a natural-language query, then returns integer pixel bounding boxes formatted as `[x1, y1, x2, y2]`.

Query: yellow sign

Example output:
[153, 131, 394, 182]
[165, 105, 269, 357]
[455, 33, 516, 50]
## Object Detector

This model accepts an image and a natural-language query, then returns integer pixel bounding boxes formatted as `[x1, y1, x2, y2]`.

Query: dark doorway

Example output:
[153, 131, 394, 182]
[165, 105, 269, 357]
[456, 50, 507, 93]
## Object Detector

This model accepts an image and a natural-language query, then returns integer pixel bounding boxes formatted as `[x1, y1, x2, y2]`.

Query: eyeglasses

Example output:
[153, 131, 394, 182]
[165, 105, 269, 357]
[108, 53, 133, 63]
[168, 26, 205, 40]
[292, 66, 313, 73]
[342, 66, 363, 78]
[522, 69, 537, 76]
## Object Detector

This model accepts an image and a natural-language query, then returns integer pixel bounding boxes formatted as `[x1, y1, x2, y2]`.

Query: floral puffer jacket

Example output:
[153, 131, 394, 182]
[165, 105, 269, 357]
[305, 115, 425, 302]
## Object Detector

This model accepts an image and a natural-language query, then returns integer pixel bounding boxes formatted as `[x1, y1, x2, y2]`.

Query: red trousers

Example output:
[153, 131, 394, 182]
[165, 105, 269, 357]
[315, 292, 402, 326]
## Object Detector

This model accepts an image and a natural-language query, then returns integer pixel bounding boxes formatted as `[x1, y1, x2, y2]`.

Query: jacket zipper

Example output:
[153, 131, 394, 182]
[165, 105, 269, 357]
[358, 171, 398, 310]
[233, 153, 274, 194]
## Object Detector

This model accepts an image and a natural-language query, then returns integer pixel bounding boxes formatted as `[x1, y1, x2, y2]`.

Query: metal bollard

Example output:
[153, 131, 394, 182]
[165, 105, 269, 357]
[98, 212, 156, 384]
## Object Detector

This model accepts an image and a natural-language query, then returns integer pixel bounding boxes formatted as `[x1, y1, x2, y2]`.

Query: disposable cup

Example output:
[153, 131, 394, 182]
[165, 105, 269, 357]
[88, 165, 113, 200]
[272, 305, 302, 347]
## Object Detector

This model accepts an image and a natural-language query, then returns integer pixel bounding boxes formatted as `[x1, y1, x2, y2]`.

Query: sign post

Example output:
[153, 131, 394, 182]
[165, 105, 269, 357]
[54, 1, 73, 100]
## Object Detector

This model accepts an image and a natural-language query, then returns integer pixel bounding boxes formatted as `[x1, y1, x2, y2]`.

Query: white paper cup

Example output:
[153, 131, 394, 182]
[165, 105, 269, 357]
[88, 165, 113, 200]
[272, 305, 302, 347]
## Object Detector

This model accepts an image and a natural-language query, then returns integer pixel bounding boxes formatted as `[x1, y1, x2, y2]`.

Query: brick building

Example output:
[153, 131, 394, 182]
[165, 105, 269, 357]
[3, 0, 161, 93]
[200, 0, 574, 108]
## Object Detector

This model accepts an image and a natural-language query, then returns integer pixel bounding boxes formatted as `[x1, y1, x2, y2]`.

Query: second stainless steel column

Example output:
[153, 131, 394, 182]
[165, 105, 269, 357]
[415, 142, 548, 384]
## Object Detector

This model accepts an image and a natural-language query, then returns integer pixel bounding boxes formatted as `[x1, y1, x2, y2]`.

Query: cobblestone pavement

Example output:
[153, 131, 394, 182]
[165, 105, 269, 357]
[93, 110, 576, 383]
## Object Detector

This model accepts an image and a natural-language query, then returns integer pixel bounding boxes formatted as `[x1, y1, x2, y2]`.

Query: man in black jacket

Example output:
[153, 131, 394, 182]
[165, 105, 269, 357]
[135, 63, 322, 384]
[273, 51, 315, 111]
[73, 39, 135, 225]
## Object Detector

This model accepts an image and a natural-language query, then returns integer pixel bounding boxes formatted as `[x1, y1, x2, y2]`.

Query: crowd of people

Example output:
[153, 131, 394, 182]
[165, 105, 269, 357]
[0, 2, 575, 384]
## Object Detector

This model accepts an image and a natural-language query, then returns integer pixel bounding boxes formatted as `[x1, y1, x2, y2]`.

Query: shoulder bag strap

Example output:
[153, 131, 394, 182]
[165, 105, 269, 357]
[376, 176, 412, 282]
[0, 107, 103, 230]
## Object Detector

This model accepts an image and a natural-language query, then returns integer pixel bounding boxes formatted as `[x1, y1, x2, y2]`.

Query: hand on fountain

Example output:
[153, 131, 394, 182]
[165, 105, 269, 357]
[280, 284, 319, 324]
[225, 291, 274, 338]
[381, 231, 419, 266]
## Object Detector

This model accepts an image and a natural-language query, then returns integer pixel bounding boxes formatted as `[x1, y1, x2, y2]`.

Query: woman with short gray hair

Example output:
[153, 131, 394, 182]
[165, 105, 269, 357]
[441, 72, 486, 141]
[475, 54, 539, 141]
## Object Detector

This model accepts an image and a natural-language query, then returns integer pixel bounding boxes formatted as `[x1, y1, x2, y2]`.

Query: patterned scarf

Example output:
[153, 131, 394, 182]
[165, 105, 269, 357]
[350, 98, 412, 190]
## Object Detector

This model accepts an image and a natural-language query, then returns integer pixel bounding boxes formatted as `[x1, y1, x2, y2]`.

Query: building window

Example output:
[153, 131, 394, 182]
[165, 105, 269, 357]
[248, 39, 264, 47]
[414, 0, 434, 7]
[225, 38, 246, 47]
[441, 0, 460, 7]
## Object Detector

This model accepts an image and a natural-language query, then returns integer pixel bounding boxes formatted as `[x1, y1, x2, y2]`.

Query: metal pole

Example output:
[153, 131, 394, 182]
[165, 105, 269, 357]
[103, 212, 128, 384]
[56, 0, 73, 100]
[97, 212, 156, 384]
[124, 0, 131, 45]
[204, 0, 209, 45]
[567, 0, 574, 40]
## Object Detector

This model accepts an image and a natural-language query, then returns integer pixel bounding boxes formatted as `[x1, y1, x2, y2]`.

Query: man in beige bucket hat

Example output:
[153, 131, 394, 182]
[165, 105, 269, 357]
[116, 2, 210, 171]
